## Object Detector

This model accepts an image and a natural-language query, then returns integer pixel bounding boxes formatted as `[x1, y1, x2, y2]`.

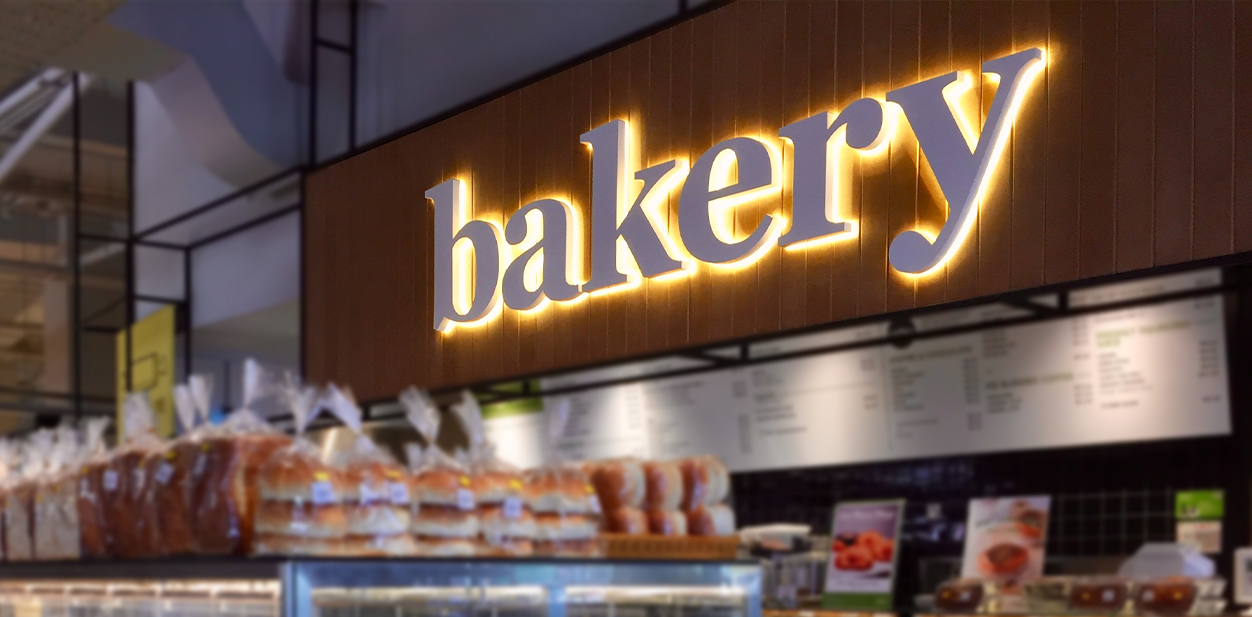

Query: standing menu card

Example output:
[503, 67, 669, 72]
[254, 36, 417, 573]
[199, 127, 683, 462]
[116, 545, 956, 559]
[961, 496, 1051, 592]
[823, 500, 905, 610]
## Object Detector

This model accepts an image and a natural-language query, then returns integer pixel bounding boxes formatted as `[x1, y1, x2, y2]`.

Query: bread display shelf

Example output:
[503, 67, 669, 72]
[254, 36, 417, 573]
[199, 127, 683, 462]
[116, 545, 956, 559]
[601, 533, 740, 560]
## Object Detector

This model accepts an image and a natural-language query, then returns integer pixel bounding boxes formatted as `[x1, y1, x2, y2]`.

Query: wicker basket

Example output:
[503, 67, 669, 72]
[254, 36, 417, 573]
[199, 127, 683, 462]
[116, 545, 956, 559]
[600, 534, 740, 560]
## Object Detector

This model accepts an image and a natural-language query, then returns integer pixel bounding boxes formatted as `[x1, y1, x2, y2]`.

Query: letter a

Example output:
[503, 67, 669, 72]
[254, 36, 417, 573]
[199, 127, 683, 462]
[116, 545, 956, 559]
[886, 48, 1046, 275]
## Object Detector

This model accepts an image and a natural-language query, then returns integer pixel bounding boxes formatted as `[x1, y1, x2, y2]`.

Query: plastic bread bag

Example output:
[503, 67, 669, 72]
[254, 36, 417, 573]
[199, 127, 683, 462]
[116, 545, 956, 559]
[33, 426, 81, 560]
[6, 432, 50, 561]
[524, 399, 600, 557]
[192, 359, 292, 555]
[105, 392, 165, 558]
[253, 382, 347, 556]
[401, 387, 477, 557]
[74, 418, 111, 559]
[0, 439, 17, 560]
[323, 384, 416, 557]
[151, 377, 211, 556]
[452, 390, 534, 556]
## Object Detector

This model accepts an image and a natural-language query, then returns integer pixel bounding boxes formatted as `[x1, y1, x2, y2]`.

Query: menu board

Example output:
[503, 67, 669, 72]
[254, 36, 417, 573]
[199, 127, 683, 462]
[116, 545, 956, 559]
[484, 293, 1230, 472]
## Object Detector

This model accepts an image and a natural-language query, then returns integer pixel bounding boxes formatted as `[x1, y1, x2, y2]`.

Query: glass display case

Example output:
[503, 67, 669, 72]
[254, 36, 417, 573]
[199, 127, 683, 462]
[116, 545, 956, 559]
[0, 559, 760, 617]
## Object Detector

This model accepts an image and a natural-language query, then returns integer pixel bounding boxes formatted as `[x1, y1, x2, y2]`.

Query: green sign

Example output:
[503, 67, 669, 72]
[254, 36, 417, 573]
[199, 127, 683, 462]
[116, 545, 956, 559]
[1176, 490, 1224, 520]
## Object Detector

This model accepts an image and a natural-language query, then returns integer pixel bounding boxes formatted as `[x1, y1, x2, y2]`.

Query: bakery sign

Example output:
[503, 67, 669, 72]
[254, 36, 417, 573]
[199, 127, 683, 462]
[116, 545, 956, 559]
[425, 48, 1046, 333]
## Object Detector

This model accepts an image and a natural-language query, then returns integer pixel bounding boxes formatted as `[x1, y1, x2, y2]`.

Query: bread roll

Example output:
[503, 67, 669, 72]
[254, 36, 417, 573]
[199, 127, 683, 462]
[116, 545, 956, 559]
[258, 452, 347, 504]
[252, 533, 343, 557]
[254, 501, 348, 538]
[679, 455, 730, 509]
[340, 459, 392, 505]
[646, 509, 688, 536]
[476, 537, 533, 557]
[605, 507, 647, 535]
[479, 503, 536, 539]
[153, 440, 199, 555]
[75, 462, 110, 558]
[643, 461, 683, 511]
[342, 533, 419, 557]
[413, 469, 474, 507]
[686, 504, 735, 536]
[193, 433, 291, 555]
[417, 536, 477, 557]
[533, 513, 598, 541]
[410, 504, 479, 538]
[345, 504, 410, 536]
[526, 466, 595, 514]
[590, 459, 645, 511]
[534, 538, 601, 558]
[475, 470, 524, 505]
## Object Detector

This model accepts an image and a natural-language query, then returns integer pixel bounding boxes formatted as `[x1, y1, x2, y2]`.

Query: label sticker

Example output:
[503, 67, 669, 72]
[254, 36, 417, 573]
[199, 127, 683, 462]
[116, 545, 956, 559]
[459, 476, 471, 487]
[79, 479, 88, 497]
[311, 480, 336, 505]
[132, 468, 146, 488]
[314, 471, 331, 481]
[193, 455, 207, 476]
[385, 470, 403, 480]
[588, 494, 602, 514]
[103, 470, 118, 492]
[456, 488, 475, 511]
[389, 482, 410, 505]
[155, 463, 175, 485]
[503, 496, 523, 519]
[508, 479, 522, 490]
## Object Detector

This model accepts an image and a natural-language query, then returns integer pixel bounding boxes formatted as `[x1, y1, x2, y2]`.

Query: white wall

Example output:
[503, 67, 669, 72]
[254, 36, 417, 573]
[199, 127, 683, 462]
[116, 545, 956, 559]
[191, 211, 300, 328]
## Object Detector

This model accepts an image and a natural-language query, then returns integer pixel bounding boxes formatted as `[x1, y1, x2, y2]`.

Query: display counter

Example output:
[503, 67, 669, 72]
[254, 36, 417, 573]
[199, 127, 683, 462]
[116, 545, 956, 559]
[0, 558, 761, 617]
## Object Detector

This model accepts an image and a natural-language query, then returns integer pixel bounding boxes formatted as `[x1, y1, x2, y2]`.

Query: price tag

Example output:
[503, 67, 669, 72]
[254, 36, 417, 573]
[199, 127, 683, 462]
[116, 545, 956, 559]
[359, 484, 382, 505]
[456, 488, 475, 511]
[192, 455, 207, 476]
[132, 468, 146, 489]
[311, 480, 336, 505]
[389, 482, 410, 505]
[79, 479, 88, 497]
[102, 470, 118, 492]
[588, 494, 602, 514]
[503, 496, 523, 520]
[155, 463, 175, 485]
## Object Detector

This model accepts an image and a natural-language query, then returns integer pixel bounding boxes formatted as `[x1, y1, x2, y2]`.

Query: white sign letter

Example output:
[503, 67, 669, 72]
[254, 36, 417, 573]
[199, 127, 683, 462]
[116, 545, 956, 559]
[502, 198, 582, 310]
[886, 47, 1046, 275]
[679, 137, 781, 264]
[428, 178, 504, 332]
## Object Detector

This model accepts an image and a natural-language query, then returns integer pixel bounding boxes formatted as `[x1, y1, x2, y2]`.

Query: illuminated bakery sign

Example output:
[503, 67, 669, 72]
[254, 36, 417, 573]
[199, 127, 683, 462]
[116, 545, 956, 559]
[425, 48, 1046, 333]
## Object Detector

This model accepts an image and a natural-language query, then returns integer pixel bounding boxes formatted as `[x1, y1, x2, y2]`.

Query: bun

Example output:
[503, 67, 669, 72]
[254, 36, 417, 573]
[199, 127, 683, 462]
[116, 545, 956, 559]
[258, 453, 346, 503]
[475, 470, 524, 505]
[75, 462, 111, 558]
[680, 456, 729, 509]
[346, 504, 410, 536]
[476, 537, 534, 557]
[414, 469, 474, 506]
[526, 467, 594, 514]
[193, 433, 291, 555]
[342, 533, 419, 557]
[590, 459, 645, 511]
[411, 505, 479, 538]
[605, 508, 647, 535]
[643, 461, 683, 511]
[479, 504, 536, 539]
[686, 504, 735, 536]
[646, 509, 687, 536]
[153, 441, 200, 555]
[252, 533, 343, 556]
[533, 513, 598, 541]
[254, 501, 348, 538]
[340, 459, 393, 504]
[534, 538, 601, 558]
[417, 536, 476, 557]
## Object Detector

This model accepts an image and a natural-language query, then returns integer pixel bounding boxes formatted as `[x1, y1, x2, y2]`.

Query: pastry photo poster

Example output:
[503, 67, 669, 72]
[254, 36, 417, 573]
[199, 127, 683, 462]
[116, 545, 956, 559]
[823, 499, 904, 610]
[961, 496, 1052, 590]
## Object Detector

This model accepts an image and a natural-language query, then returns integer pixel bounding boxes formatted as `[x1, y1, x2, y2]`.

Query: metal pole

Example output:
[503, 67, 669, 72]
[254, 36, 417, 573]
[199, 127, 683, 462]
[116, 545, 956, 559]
[309, 0, 319, 164]
[71, 73, 82, 420]
[349, 0, 358, 151]
[126, 81, 135, 394]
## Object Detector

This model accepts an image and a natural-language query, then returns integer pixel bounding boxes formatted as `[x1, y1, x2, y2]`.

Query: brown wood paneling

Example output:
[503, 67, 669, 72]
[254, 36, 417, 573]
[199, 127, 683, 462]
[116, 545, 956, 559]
[1077, 0, 1117, 279]
[305, 0, 1252, 399]
[1115, 0, 1156, 272]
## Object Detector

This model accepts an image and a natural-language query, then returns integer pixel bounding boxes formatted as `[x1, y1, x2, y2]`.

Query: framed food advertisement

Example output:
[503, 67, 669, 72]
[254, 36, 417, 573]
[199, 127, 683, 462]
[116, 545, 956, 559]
[961, 496, 1051, 589]
[822, 499, 904, 610]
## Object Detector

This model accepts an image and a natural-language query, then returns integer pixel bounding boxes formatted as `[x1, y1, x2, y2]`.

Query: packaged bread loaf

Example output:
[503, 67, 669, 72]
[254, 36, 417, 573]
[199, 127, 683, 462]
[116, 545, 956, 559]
[0, 439, 17, 560]
[325, 384, 416, 557]
[253, 382, 346, 556]
[34, 426, 83, 560]
[151, 377, 211, 556]
[192, 360, 292, 555]
[527, 400, 601, 557]
[590, 458, 645, 512]
[451, 390, 534, 556]
[403, 388, 478, 557]
[679, 455, 730, 510]
[685, 503, 736, 536]
[643, 460, 683, 511]
[646, 508, 688, 536]
[104, 392, 166, 559]
[5, 432, 48, 561]
[74, 420, 112, 559]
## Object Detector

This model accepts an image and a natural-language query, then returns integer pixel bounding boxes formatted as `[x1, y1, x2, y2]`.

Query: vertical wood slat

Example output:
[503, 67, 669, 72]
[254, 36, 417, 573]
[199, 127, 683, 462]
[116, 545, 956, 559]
[1077, 1, 1117, 279]
[1115, 1, 1156, 272]
[306, 0, 1252, 399]
[1153, 1, 1194, 265]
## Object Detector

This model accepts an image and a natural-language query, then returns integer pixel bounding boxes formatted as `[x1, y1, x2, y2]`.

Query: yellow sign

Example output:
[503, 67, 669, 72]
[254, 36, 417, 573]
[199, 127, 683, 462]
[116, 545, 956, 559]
[116, 305, 176, 437]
